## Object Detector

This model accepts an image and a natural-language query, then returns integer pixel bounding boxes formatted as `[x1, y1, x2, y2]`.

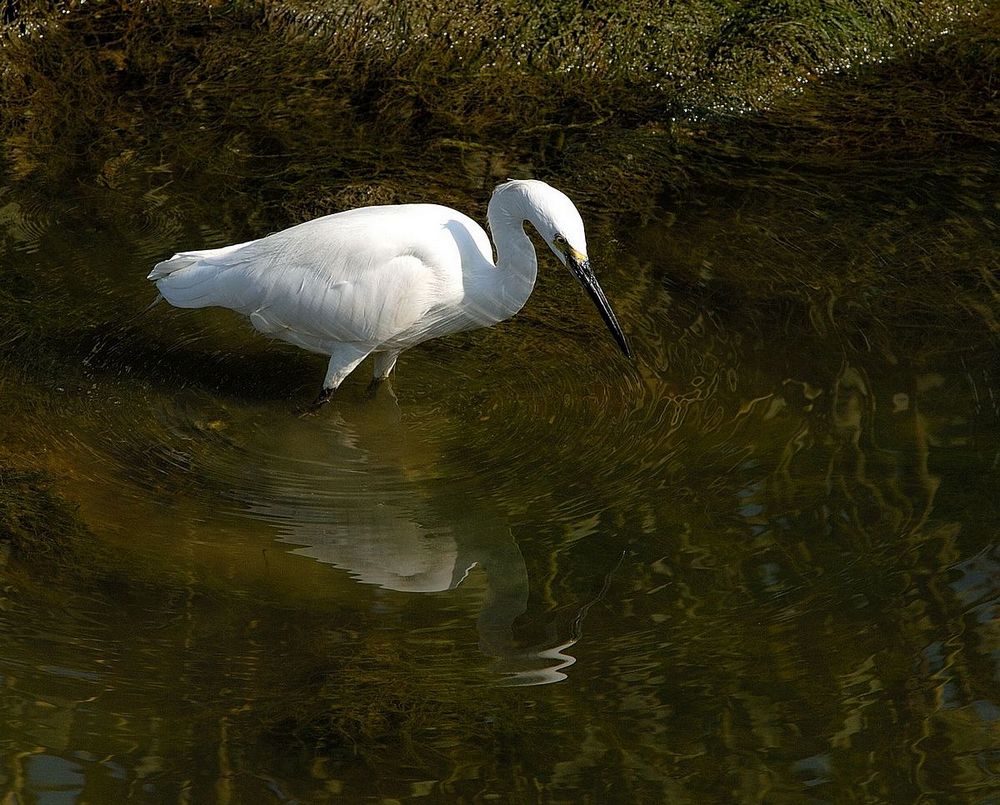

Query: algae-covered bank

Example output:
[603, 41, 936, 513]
[1, 1, 998, 801]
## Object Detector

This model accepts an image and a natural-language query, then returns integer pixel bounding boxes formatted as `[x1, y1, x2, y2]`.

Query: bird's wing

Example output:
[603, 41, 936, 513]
[188, 205, 491, 348]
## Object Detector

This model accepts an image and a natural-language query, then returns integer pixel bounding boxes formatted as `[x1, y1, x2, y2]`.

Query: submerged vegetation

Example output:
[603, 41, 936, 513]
[0, 456, 91, 567]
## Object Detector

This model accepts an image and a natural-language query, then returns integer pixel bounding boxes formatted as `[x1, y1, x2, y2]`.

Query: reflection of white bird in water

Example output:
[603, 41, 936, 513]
[148, 179, 631, 407]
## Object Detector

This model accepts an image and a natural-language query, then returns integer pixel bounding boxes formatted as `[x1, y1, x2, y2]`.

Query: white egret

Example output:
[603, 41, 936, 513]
[149, 179, 630, 406]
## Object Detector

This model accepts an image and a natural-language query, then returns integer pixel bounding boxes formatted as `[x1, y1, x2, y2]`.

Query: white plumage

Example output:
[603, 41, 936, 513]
[149, 179, 630, 405]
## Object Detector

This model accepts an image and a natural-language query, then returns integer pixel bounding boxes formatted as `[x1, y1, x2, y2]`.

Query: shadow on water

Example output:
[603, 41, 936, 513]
[0, 1, 998, 801]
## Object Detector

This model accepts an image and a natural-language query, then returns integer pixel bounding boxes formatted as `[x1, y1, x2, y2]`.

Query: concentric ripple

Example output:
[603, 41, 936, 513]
[0, 194, 52, 254]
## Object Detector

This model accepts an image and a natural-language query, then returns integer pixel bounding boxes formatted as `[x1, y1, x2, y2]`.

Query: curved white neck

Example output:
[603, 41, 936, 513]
[483, 190, 538, 320]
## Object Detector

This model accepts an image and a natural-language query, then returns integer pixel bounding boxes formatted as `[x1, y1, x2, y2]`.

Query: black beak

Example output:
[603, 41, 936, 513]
[568, 256, 632, 359]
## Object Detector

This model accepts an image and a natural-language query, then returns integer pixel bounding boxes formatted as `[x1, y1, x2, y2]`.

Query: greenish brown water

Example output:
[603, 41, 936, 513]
[1, 3, 999, 802]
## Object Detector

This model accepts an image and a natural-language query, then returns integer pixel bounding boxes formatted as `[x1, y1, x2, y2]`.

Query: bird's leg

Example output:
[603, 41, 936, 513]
[297, 347, 371, 414]
[366, 350, 400, 397]
[373, 350, 400, 382]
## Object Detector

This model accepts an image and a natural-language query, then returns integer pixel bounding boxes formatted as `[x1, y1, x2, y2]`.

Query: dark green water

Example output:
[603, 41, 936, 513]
[1, 6, 999, 803]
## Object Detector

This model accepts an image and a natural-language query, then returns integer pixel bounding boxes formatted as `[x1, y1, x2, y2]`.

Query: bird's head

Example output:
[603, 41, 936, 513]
[494, 179, 632, 359]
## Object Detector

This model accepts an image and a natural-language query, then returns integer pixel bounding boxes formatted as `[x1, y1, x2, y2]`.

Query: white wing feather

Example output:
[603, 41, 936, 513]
[149, 204, 495, 352]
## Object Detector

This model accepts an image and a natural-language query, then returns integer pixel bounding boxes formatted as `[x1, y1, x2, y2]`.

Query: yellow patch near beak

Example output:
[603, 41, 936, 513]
[568, 246, 588, 265]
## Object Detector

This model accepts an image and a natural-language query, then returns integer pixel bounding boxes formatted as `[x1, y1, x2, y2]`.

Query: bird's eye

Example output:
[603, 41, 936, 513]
[554, 234, 567, 246]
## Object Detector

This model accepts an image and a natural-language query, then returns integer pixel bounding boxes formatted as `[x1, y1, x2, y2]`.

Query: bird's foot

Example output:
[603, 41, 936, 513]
[296, 386, 334, 416]
[365, 376, 396, 402]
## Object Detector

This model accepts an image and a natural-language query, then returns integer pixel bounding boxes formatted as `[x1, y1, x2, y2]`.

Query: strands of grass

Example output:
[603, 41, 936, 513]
[0, 0, 987, 173]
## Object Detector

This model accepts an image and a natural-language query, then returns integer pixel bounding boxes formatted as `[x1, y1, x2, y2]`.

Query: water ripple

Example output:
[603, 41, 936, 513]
[0, 195, 53, 254]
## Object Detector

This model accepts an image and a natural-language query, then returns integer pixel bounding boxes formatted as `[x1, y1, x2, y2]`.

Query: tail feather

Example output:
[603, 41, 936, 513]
[148, 240, 257, 310]
[147, 253, 200, 281]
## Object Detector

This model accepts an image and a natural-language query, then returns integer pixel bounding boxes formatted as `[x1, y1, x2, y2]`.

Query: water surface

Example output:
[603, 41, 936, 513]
[1, 16, 998, 802]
